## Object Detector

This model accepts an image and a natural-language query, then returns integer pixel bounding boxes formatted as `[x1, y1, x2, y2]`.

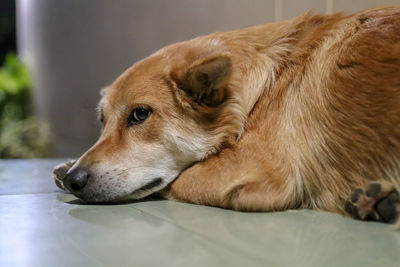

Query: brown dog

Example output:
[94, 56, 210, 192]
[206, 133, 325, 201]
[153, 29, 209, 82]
[54, 7, 400, 224]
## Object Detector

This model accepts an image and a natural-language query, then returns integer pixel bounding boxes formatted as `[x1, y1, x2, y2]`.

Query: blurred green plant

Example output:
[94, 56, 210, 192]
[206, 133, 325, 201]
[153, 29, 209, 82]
[0, 53, 51, 158]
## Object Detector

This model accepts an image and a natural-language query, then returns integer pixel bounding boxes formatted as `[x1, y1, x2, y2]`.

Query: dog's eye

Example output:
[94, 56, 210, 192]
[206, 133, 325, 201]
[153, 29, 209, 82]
[127, 107, 152, 126]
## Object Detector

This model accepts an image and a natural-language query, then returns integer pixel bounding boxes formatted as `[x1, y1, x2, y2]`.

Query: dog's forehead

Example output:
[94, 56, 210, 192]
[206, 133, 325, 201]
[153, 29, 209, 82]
[103, 58, 174, 109]
[100, 40, 213, 111]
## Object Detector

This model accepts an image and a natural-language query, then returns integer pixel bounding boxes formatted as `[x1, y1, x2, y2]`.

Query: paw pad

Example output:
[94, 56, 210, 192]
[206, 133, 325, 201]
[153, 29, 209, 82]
[346, 182, 400, 224]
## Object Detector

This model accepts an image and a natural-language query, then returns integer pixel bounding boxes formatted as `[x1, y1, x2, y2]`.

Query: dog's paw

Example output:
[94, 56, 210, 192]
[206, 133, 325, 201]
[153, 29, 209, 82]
[345, 181, 400, 223]
[53, 160, 76, 191]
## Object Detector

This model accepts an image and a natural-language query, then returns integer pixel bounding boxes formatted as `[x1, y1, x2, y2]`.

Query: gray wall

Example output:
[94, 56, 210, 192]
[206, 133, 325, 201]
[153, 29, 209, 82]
[16, 0, 400, 157]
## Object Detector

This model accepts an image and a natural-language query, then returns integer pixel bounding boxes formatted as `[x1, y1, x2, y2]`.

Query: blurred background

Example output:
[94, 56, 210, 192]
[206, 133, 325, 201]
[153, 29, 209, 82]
[0, 0, 398, 158]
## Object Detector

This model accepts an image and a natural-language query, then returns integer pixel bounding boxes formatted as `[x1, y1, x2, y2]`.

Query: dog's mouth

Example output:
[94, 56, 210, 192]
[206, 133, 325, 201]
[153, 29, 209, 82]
[125, 177, 164, 200]
[136, 178, 163, 192]
[71, 178, 165, 204]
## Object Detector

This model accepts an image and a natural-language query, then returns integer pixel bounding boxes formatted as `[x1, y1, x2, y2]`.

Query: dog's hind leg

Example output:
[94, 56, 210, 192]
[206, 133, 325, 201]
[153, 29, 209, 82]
[345, 180, 400, 224]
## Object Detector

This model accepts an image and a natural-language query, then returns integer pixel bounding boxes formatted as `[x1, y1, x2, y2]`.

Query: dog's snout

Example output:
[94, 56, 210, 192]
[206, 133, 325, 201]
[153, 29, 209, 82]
[64, 167, 90, 192]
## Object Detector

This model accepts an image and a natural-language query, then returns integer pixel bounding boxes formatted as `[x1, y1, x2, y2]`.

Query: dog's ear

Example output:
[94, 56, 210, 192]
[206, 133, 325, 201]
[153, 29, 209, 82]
[174, 55, 232, 107]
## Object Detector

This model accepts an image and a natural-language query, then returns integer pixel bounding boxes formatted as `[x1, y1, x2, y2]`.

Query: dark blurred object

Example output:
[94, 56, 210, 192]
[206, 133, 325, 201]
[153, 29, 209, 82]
[0, 53, 51, 158]
[0, 0, 16, 64]
[0, 0, 50, 158]
[0, 53, 30, 118]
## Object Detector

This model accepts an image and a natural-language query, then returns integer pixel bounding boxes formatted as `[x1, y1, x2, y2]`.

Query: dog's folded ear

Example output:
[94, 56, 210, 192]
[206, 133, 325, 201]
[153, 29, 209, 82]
[174, 55, 232, 107]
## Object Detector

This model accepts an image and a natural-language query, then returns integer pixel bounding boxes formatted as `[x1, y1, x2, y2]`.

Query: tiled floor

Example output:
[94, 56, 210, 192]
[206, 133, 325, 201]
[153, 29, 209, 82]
[0, 159, 399, 266]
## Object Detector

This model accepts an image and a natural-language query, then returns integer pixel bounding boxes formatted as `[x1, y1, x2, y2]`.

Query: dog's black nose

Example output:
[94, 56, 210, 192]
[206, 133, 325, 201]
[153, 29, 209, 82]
[64, 167, 90, 192]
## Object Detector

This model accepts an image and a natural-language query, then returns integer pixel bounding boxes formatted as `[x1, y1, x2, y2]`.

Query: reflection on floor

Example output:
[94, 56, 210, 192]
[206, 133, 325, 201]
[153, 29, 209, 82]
[0, 159, 399, 267]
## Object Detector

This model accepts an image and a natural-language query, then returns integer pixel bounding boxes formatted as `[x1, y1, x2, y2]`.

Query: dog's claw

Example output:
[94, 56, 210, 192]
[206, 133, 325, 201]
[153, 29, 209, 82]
[53, 160, 76, 191]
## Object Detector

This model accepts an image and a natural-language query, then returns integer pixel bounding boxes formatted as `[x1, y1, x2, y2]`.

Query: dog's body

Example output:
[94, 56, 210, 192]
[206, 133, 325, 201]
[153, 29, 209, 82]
[56, 7, 400, 223]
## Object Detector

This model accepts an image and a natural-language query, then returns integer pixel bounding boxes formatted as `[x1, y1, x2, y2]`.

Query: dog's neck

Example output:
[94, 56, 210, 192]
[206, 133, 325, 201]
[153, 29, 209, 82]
[173, 12, 345, 153]
[229, 12, 344, 116]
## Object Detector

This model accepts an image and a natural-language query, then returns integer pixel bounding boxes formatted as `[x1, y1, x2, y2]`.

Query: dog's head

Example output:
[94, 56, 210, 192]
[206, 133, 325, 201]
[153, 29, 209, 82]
[62, 39, 258, 202]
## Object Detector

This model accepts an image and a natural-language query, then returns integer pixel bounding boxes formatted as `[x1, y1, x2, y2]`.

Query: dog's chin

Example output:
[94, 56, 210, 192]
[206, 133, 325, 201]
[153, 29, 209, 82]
[75, 192, 133, 204]
[71, 178, 166, 204]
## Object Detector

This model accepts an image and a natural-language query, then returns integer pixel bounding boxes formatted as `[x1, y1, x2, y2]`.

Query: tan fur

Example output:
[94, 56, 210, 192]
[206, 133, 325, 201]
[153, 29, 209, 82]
[162, 7, 400, 215]
[60, 7, 400, 220]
